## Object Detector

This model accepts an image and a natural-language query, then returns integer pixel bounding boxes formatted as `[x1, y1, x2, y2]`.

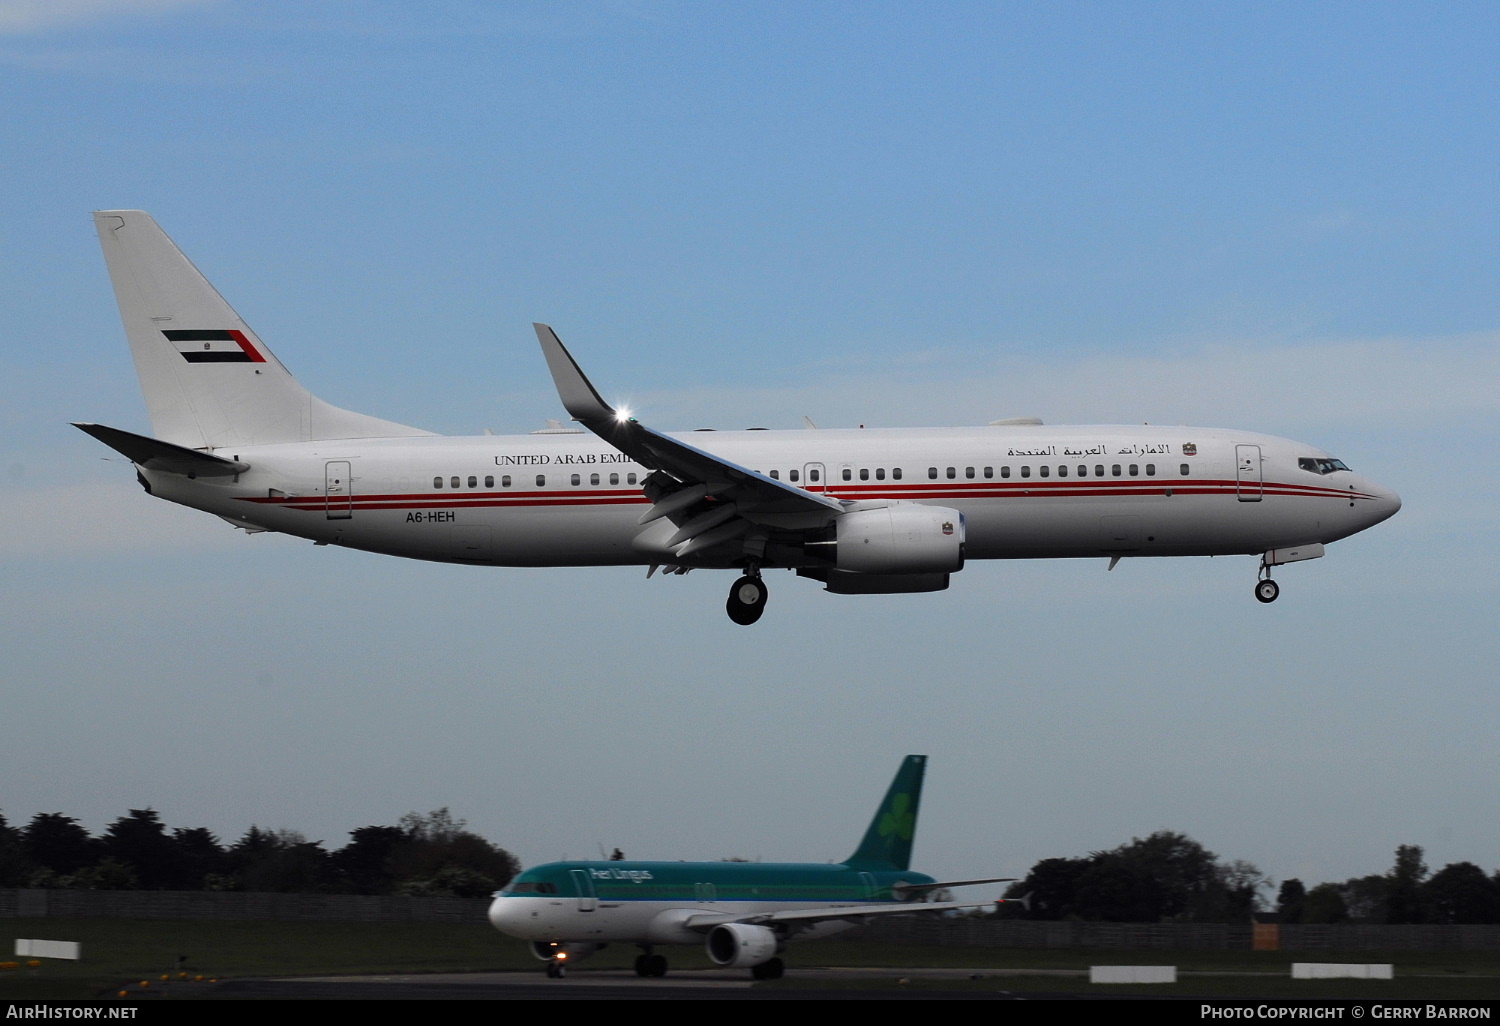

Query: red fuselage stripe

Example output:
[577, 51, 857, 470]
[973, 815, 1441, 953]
[240, 477, 1377, 513]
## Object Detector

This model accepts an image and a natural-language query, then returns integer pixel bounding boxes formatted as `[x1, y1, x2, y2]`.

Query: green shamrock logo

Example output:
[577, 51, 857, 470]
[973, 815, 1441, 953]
[879, 793, 916, 841]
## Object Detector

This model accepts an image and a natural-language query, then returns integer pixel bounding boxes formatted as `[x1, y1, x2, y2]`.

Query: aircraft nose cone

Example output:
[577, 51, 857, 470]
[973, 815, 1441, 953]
[1364, 480, 1402, 526]
[487, 895, 517, 932]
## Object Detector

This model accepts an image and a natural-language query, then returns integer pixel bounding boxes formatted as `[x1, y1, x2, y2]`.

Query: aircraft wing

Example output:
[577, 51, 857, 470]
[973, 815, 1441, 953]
[534, 324, 844, 527]
[891, 876, 1017, 898]
[677, 898, 994, 934]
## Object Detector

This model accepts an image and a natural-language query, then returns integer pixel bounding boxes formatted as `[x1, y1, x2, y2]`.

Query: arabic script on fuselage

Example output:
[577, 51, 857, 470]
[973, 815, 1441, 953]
[1005, 442, 1178, 458]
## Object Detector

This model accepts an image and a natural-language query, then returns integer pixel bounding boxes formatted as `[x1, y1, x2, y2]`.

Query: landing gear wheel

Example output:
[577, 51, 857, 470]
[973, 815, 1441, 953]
[1255, 579, 1280, 604]
[545, 961, 566, 978]
[726, 575, 768, 625]
[634, 954, 649, 977]
[751, 957, 785, 980]
[647, 954, 668, 977]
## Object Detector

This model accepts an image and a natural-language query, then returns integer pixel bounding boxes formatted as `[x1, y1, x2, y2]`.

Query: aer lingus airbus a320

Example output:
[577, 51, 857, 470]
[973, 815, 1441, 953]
[488, 754, 1018, 979]
[78, 211, 1401, 624]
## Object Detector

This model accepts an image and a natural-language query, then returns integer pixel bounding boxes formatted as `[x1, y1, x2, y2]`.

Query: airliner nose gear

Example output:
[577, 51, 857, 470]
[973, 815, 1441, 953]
[727, 574, 768, 625]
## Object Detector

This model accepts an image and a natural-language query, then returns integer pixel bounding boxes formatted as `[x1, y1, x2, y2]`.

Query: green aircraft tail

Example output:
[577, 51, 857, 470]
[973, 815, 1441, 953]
[843, 754, 927, 870]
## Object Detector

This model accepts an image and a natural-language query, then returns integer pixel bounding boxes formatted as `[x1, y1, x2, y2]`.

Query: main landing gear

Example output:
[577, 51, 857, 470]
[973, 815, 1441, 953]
[544, 959, 566, 978]
[726, 572, 768, 626]
[634, 950, 668, 977]
[751, 957, 785, 980]
[1255, 564, 1280, 604]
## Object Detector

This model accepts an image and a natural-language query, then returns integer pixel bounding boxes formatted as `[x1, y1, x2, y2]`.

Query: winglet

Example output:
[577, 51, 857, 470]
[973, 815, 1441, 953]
[534, 323, 615, 424]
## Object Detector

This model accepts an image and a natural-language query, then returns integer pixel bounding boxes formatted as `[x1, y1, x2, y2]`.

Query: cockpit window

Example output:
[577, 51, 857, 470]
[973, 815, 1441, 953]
[506, 880, 557, 894]
[1298, 457, 1352, 475]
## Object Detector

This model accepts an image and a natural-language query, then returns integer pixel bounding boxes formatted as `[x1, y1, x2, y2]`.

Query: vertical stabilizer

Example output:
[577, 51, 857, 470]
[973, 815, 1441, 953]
[93, 210, 432, 449]
[843, 754, 927, 871]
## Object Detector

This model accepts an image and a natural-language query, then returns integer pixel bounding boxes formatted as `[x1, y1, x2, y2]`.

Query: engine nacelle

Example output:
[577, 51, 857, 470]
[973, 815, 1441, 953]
[705, 922, 779, 968]
[529, 940, 604, 964]
[833, 504, 964, 575]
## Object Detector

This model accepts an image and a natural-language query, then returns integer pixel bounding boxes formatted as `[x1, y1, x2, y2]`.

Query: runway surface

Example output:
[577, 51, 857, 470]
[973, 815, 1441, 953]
[207, 967, 1057, 1000]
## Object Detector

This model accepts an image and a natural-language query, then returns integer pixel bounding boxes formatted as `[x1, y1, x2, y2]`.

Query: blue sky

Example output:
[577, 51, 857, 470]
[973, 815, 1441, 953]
[3, 1, 1497, 896]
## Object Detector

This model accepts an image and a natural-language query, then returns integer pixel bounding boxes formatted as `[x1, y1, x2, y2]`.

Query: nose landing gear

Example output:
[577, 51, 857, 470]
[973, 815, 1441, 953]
[726, 572, 768, 625]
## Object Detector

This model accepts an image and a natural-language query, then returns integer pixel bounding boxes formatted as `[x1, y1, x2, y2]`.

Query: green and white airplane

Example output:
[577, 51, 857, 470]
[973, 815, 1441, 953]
[488, 755, 1018, 979]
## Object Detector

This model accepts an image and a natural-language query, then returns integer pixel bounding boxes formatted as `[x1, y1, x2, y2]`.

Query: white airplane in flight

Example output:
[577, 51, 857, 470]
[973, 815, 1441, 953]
[488, 754, 1017, 979]
[78, 211, 1401, 624]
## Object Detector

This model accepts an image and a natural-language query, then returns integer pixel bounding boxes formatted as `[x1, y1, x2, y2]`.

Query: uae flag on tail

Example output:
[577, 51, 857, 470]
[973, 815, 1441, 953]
[164, 328, 266, 363]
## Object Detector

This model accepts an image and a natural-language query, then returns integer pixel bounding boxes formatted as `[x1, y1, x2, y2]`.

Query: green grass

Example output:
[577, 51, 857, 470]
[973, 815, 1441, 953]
[764, 975, 1500, 999]
[1, 920, 1495, 1000]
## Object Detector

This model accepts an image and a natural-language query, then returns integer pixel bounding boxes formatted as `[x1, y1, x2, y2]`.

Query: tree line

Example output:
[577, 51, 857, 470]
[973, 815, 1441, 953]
[996, 832, 1500, 925]
[0, 807, 518, 899]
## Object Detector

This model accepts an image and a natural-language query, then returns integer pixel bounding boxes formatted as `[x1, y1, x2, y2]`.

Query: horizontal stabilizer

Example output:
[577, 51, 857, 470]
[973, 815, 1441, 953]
[73, 423, 248, 477]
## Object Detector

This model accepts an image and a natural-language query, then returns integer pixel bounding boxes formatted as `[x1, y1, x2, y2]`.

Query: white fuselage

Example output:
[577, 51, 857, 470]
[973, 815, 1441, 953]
[490, 895, 859, 946]
[144, 423, 1400, 570]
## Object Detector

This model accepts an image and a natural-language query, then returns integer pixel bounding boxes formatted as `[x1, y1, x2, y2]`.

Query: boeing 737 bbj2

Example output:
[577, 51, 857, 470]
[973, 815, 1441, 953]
[488, 754, 1017, 979]
[77, 211, 1401, 624]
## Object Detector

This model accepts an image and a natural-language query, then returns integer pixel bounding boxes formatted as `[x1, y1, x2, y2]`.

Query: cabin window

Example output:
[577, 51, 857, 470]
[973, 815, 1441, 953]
[769, 470, 780, 480]
[1145, 464, 1156, 476]
[789, 469, 799, 482]
[982, 466, 992, 479]
[1112, 464, 1122, 477]
[590, 473, 600, 485]
[536, 474, 546, 487]
[485, 475, 494, 488]
[1180, 464, 1190, 476]
[450, 476, 460, 489]
[1129, 465, 1139, 477]
[1076, 464, 1087, 477]
[1020, 466, 1030, 478]
[1057, 465, 1068, 478]
[843, 468, 853, 481]
[809, 468, 821, 482]
[1095, 465, 1104, 477]
[875, 468, 886, 480]
[946, 467, 956, 479]
[892, 468, 902, 480]
[860, 468, 869, 481]
[965, 467, 975, 479]
[502, 475, 512, 487]
[433, 476, 443, 488]
[610, 473, 619, 485]
[1039, 466, 1050, 478]
[570, 473, 581, 486]
[928, 467, 938, 480]
[468, 476, 477, 488]
[1001, 466, 1011, 479]
[628, 473, 638, 485]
